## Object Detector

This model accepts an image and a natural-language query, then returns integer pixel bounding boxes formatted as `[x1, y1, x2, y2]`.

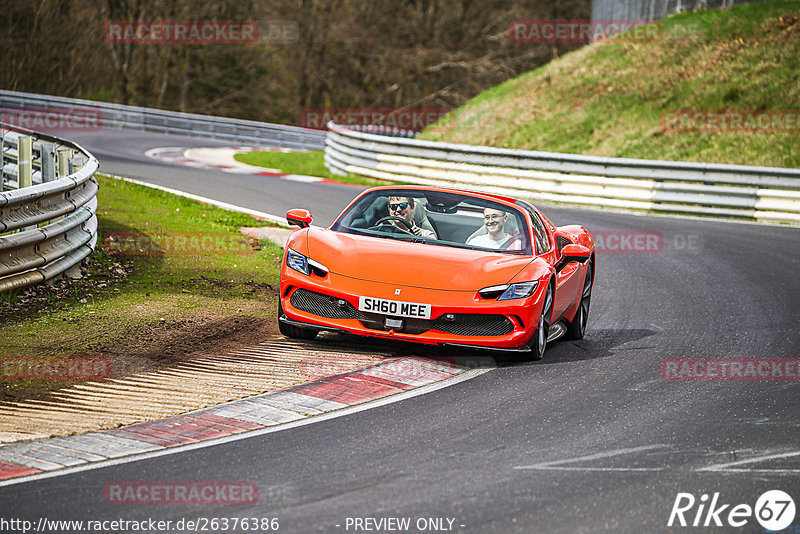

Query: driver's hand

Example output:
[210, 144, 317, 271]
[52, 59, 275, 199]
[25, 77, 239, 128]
[411, 224, 422, 236]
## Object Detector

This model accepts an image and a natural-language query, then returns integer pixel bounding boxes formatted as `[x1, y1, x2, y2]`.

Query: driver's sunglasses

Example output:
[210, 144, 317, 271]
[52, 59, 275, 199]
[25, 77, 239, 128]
[389, 202, 409, 211]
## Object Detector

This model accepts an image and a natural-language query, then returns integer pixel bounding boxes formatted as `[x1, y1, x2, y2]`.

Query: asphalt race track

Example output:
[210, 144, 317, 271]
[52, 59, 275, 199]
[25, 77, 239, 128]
[1, 129, 798, 533]
[66, 129, 361, 225]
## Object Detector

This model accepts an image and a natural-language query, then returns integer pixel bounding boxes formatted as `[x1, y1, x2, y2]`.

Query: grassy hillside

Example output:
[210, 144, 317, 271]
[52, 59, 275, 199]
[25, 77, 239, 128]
[420, 1, 800, 168]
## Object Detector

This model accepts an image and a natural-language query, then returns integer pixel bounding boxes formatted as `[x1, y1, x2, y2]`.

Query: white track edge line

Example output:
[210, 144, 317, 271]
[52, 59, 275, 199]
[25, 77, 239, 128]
[102, 173, 290, 227]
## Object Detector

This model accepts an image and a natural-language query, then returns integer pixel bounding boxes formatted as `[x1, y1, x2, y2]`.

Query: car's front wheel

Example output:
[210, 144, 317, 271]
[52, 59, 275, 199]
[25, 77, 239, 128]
[527, 281, 553, 361]
[278, 302, 318, 340]
[564, 259, 593, 341]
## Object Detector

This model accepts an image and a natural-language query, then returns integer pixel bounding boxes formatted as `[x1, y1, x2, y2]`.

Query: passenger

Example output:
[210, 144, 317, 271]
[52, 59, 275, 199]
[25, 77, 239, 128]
[467, 207, 520, 250]
[387, 196, 436, 239]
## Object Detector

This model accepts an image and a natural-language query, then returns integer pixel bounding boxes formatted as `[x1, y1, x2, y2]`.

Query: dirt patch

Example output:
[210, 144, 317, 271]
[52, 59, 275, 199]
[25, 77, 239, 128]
[2, 310, 280, 405]
[1, 266, 281, 405]
[86, 312, 280, 374]
[1, 217, 287, 407]
[189, 275, 274, 294]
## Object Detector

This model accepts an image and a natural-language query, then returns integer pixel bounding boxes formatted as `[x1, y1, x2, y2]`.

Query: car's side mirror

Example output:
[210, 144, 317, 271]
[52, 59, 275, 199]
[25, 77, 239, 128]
[556, 243, 591, 272]
[286, 209, 313, 229]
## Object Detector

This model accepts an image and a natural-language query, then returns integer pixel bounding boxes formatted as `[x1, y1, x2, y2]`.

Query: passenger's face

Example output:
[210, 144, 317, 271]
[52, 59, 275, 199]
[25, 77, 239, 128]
[388, 197, 413, 222]
[483, 208, 506, 233]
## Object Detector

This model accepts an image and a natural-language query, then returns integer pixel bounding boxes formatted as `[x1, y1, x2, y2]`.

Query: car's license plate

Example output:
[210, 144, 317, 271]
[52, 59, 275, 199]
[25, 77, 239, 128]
[358, 296, 431, 319]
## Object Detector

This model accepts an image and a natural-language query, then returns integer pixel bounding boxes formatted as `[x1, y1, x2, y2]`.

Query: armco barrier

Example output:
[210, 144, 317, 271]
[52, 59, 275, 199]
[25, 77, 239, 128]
[0, 124, 99, 293]
[324, 122, 800, 224]
[1, 90, 326, 150]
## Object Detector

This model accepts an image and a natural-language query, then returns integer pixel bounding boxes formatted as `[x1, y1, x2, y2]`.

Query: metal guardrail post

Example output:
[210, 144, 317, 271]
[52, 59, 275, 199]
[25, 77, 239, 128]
[57, 148, 73, 178]
[0, 128, 4, 192]
[41, 142, 56, 182]
[69, 155, 86, 173]
[63, 262, 83, 280]
[18, 135, 32, 189]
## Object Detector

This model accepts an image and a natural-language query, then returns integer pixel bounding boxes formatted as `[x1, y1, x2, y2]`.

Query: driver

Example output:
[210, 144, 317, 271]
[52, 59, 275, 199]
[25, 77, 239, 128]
[387, 196, 436, 239]
[467, 207, 520, 250]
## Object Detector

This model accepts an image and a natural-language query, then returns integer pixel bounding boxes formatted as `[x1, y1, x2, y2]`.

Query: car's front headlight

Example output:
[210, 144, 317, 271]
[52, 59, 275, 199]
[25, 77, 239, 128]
[478, 281, 538, 300]
[498, 281, 538, 300]
[478, 284, 509, 299]
[286, 248, 328, 276]
[286, 248, 309, 274]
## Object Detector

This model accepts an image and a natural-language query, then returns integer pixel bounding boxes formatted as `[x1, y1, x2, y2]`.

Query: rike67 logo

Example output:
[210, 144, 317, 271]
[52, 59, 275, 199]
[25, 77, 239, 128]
[668, 490, 795, 530]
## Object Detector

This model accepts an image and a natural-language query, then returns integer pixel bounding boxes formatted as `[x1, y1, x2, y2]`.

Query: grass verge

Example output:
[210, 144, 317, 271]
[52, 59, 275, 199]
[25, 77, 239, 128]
[234, 149, 390, 187]
[0, 174, 284, 402]
[419, 1, 800, 169]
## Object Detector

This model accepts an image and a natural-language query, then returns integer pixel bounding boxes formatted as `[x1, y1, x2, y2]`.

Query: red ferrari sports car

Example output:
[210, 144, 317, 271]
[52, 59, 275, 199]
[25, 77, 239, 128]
[278, 186, 594, 359]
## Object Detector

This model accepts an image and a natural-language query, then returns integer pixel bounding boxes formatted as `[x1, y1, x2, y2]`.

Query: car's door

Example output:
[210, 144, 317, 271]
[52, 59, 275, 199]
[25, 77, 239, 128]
[552, 229, 586, 323]
[529, 210, 581, 321]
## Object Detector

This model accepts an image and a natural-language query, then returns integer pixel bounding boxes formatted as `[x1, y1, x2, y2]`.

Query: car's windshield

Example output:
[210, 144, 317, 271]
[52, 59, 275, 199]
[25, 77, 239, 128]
[331, 189, 532, 255]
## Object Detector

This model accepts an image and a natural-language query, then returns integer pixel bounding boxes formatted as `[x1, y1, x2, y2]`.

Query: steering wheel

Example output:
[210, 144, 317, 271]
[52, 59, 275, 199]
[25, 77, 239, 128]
[370, 216, 415, 235]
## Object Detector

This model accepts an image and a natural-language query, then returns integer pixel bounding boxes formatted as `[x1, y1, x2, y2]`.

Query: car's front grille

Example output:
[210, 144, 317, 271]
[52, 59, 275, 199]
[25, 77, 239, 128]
[291, 289, 513, 337]
[431, 314, 514, 336]
[290, 288, 358, 319]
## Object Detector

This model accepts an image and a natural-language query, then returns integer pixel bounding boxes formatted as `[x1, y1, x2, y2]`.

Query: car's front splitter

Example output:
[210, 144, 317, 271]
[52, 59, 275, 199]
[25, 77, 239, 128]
[278, 312, 538, 353]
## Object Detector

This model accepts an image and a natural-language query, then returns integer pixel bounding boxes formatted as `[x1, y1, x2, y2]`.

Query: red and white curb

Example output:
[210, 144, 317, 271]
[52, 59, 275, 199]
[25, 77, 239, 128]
[144, 146, 354, 186]
[0, 357, 483, 484]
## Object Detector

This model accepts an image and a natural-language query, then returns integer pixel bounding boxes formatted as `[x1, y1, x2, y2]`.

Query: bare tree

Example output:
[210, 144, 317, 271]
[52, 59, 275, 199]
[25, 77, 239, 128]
[1, 0, 590, 123]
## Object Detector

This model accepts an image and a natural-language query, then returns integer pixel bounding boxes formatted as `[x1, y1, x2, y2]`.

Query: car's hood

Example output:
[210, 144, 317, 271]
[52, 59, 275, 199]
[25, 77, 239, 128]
[305, 228, 532, 291]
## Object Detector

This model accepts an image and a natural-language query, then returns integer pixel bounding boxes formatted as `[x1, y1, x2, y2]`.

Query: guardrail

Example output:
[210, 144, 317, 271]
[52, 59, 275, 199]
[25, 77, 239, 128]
[1, 124, 99, 293]
[324, 122, 800, 224]
[1, 90, 326, 150]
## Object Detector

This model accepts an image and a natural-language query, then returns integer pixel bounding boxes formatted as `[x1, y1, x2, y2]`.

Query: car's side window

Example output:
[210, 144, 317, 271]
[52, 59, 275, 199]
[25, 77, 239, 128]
[518, 202, 550, 255]
[532, 215, 550, 255]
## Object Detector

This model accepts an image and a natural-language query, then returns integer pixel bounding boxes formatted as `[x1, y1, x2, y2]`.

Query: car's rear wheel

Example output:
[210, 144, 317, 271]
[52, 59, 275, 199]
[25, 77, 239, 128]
[527, 281, 553, 361]
[278, 302, 318, 340]
[564, 259, 593, 341]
